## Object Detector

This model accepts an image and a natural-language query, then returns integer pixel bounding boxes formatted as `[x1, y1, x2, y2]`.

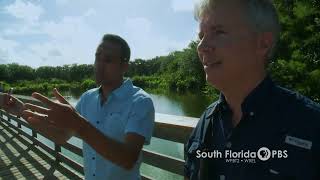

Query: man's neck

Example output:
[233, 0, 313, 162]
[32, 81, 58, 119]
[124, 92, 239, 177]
[222, 73, 267, 127]
[100, 79, 123, 103]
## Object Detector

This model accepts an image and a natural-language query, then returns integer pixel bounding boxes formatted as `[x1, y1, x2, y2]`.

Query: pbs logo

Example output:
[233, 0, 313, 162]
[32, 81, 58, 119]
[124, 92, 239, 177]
[257, 147, 288, 161]
[257, 147, 271, 161]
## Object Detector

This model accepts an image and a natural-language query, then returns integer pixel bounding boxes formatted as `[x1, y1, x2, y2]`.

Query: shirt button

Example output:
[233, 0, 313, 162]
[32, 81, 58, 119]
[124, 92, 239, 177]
[93, 174, 95, 176]
[92, 157, 95, 160]
[219, 175, 226, 180]
[249, 112, 254, 116]
[226, 142, 232, 148]
[96, 121, 100, 124]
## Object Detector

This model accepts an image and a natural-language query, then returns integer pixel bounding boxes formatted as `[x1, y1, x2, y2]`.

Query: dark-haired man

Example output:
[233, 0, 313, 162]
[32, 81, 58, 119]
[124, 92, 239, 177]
[21, 34, 155, 180]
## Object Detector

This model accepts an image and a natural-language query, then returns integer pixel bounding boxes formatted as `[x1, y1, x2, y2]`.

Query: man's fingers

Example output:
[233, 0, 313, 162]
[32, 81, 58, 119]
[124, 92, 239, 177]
[32, 92, 56, 107]
[25, 103, 49, 114]
[22, 110, 46, 121]
[53, 88, 69, 105]
[26, 116, 40, 124]
[7, 95, 19, 105]
[3, 93, 11, 104]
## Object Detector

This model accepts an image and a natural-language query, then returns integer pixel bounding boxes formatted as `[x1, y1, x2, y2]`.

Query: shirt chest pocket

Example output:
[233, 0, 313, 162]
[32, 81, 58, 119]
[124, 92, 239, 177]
[103, 112, 127, 139]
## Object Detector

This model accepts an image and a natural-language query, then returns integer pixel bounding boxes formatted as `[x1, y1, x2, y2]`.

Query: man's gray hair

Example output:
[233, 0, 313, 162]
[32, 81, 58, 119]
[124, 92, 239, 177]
[194, 0, 280, 61]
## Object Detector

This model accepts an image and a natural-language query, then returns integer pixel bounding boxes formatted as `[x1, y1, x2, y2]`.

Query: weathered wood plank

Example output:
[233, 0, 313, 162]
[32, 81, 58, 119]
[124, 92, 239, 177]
[57, 153, 84, 174]
[142, 149, 185, 176]
[63, 142, 82, 157]
[0, 117, 84, 179]
[142, 173, 154, 180]
[148, 113, 198, 144]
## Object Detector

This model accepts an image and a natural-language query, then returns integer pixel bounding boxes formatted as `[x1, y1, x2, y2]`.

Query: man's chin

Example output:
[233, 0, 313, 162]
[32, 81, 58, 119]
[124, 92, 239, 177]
[95, 81, 101, 86]
[96, 81, 112, 87]
[95, 78, 105, 86]
[206, 75, 224, 91]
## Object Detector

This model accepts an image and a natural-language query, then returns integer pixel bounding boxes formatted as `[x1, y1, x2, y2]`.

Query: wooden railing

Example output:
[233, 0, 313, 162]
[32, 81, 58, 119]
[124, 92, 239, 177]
[0, 95, 199, 180]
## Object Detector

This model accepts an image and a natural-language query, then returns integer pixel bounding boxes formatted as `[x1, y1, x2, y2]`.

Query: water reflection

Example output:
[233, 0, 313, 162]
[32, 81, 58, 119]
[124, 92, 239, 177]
[67, 92, 214, 118]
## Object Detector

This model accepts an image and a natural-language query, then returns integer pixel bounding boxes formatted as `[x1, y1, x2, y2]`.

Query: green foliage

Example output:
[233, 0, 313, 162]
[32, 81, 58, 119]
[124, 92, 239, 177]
[269, 0, 320, 102]
[132, 76, 167, 89]
[127, 41, 206, 93]
[1, 0, 320, 102]
[80, 79, 96, 91]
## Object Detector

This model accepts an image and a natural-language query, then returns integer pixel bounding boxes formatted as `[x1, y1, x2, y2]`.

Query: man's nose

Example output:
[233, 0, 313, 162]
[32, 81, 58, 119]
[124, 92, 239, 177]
[197, 38, 214, 54]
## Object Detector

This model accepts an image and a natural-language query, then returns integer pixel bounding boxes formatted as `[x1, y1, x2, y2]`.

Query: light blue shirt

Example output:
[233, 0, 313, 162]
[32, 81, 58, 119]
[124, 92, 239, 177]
[75, 79, 155, 180]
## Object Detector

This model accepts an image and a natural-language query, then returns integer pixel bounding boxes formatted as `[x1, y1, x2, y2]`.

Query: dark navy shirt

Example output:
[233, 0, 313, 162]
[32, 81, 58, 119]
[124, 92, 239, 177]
[184, 76, 320, 180]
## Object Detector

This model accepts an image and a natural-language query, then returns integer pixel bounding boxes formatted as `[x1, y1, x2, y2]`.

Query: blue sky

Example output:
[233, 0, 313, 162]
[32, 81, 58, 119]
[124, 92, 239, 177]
[0, 0, 198, 67]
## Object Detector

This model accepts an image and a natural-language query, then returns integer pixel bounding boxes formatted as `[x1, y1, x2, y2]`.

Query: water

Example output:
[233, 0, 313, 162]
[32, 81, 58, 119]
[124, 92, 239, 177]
[67, 91, 213, 118]
[51, 92, 213, 179]
[149, 92, 213, 118]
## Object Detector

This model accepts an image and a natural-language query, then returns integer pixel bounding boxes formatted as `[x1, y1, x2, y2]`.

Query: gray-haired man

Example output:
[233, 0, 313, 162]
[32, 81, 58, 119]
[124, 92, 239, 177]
[184, 0, 320, 179]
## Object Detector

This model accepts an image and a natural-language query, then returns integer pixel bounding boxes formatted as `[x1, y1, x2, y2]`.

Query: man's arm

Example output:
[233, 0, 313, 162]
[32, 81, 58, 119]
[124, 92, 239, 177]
[23, 89, 77, 145]
[29, 118, 74, 145]
[22, 90, 153, 170]
[24, 106, 144, 169]
[74, 96, 154, 169]
[76, 116, 145, 170]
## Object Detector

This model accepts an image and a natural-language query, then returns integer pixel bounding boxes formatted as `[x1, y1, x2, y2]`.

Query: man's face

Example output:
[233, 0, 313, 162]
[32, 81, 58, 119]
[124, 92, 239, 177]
[94, 42, 128, 86]
[197, 2, 265, 90]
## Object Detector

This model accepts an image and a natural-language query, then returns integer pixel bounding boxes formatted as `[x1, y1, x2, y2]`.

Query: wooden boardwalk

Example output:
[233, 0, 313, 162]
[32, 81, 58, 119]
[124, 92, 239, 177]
[0, 115, 83, 179]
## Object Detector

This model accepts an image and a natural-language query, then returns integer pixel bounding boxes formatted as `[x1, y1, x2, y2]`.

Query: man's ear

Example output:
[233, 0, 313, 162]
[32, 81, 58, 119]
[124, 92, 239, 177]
[257, 32, 273, 58]
[122, 62, 129, 74]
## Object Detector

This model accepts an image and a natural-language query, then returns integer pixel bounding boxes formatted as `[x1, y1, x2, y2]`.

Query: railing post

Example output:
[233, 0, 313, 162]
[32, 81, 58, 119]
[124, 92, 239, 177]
[8, 115, 11, 123]
[32, 130, 37, 138]
[32, 129, 37, 145]
[17, 122, 21, 129]
[55, 144, 61, 162]
[17, 122, 21, 134]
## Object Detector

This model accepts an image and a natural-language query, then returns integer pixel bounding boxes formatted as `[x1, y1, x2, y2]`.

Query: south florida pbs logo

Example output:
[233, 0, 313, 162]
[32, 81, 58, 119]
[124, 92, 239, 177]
[257, 147, 288, 161]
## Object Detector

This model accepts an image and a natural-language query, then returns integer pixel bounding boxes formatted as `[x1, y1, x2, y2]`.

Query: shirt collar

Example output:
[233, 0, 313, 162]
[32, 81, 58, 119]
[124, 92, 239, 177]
[98, 78, 133, 100]
[240, 75, 274, 116]
[206, 75, 275, 118]
[206, 94, 228, 118]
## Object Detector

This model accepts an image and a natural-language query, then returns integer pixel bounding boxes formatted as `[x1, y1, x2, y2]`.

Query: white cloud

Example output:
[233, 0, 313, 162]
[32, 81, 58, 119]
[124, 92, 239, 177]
[1, 1, 197, 67]
[0, 50, 9, 64]
[55, 0, 69, 6]
[3, 23, 43, 36]
[84, 8, 97, 17]
[0, 36, 19, 64]
[1, 13, 100, 67]
[24, 15, 101, 66]
[124, 17, 152, 36]
[48, 49, 62, 57]
[5, 0, 44, 24]
[124, 17, 188, 60]
[0, 36, 19, 51]
[171, 0, 194, 12]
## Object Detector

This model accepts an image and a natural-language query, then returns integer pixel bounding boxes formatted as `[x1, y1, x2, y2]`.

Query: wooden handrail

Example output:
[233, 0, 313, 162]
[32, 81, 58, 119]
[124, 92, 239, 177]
[1, 95, 200, 179]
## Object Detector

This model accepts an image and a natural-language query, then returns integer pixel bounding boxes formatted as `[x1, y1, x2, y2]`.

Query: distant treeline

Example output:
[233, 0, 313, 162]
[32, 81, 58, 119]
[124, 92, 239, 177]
[0, 0, 319, 102]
